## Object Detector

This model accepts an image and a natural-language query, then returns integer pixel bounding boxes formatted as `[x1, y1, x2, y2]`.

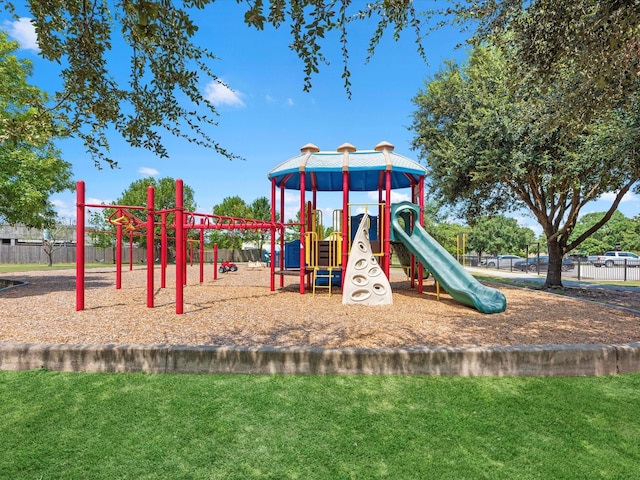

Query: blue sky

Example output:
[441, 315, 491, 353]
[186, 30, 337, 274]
[3, 1, 638, 235]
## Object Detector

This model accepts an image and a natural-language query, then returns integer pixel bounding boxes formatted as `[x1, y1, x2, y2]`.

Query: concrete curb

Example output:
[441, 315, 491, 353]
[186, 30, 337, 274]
[1, 342, 639, 376]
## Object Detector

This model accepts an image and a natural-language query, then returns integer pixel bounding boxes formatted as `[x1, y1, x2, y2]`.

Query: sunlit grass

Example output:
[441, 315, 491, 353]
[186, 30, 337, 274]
[0, 263, 121, 273]
[1, 370, 639, 479]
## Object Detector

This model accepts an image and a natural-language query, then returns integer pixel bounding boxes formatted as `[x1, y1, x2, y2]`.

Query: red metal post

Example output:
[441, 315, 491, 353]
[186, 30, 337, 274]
[115, 210, 122, 290]
[75, 180, 85, 311]
[161, 211, 167, 289]
[341, 171, 349, 286]
[384, 169, 392, 278]
[146, 186, 155, 307]
[199, 219, 205, 283]
[279, 185, 285, 287]
[175, 179, 184, 314]
[299, 172, 306, 294]
[270, 178, 276, 291]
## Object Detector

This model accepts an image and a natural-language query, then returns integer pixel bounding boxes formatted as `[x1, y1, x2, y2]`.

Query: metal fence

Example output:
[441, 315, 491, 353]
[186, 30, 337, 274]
[477, 259, 640, 282]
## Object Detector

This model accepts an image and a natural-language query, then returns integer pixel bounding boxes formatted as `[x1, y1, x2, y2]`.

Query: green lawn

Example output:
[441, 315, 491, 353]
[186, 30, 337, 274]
[472, 272, 640, 289]
[2, 370, 639, 479]
[0, 263, 122, 273]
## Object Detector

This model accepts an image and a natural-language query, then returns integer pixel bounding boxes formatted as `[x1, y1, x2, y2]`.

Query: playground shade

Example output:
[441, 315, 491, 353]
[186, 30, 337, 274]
[268, 147, 427, 191]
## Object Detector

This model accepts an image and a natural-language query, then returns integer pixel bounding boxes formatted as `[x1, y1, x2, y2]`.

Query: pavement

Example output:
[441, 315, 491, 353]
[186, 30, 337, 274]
[466, 266, 640, 292]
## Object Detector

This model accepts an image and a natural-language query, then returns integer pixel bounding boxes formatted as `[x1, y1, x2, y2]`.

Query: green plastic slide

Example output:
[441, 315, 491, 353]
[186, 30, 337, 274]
[391, 202, 507, 314]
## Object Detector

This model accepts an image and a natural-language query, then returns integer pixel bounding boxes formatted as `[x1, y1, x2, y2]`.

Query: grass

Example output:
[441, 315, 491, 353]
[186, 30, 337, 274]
[0, 262, 125, 273]
[472, 272, 640, 289]
[1, 370, 639, 479]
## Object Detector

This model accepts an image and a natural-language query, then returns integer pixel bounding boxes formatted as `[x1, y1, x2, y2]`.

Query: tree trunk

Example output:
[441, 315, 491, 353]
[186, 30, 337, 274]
[545, 241, 564, 288]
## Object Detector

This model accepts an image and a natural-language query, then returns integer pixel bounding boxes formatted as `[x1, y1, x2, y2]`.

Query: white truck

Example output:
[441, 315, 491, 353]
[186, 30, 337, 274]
[593, 251, 640, 268]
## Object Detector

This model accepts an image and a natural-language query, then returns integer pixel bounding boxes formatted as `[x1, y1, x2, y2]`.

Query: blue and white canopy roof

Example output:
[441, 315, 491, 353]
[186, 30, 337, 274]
[267, 141, 427, 191]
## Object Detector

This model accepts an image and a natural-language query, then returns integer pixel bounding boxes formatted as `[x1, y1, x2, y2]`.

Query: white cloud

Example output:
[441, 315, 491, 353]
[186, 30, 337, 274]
[265, 94, 276, 103]
[4, 18, 39, 52]
[86, 196, 111, 206]
[51, 198, 74, 220]
[139, 166, 159, 176]
[365, 191, 411, 204]
[600, 190, 639, 204]
[286, 98, 294, 107]
[204, 80, 245, 107]
[515, 215, 542, 236]
[390, 191, 410, 203]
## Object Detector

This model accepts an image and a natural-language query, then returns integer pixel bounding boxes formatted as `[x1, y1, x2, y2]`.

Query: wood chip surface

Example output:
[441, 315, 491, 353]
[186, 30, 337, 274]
[1, 265, 638, 348]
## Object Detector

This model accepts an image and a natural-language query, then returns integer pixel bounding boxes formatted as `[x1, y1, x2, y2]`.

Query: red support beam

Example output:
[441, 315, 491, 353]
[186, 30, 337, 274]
[146, 186, 155, 307]
[75, 180, 85, 311]
[199, 218, 205, 283]
[175, 179, 184, 314]
[299, 172, 306, 294]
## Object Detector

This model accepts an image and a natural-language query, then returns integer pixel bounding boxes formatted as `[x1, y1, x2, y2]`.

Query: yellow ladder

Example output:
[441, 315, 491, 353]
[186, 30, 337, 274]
[305, 231, 342, 297]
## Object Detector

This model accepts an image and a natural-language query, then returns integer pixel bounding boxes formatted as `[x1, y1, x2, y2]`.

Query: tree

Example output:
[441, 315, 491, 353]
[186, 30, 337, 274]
[210, 196, 252, 259]
[410, 42, 640, 287]
[3, 1, 429, 167]
[467, 215, 535, 259]
[87, 207, 116, 263]
[41, 217, 74, 267]
[570, 211, 640, 255]
[428, 221, 468, 257]
[245, 196, 272, 254]
[0, 31, 73, 229]
[91, 177, 197, 261]
[470, 0, 640, 123]
[6, 1, 640, 168]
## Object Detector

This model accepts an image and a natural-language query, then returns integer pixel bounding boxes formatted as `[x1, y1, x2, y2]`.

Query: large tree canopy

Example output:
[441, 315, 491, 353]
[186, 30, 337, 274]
[0, 31, 73, 229]
[410, 42, 640, 287]
[2, 0, 428, 167]
[467, 0, 640, 119]
[569, 211, 640, 255]
[4, 1, 638, 167]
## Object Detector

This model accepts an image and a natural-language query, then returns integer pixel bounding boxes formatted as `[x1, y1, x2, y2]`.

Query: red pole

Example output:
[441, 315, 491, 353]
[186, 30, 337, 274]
[199, 219, 204, 283]
[384, 169, 392, 278]
[341, 171, 349, 288]
[175, 179, 184, 314]
[147, 186, 155, 308]
[279, 185, 285, 287]
[299, 171, 306, 294]
[213, 243, 218, 280]
[75, 180, 85, 311]
[116, 211, 122, 290]
[270, 178, 276, 291]
[161, 211, 167, 289]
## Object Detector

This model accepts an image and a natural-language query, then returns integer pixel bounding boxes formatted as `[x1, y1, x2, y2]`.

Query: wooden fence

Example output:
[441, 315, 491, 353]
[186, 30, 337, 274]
[0, 244, 262, 265]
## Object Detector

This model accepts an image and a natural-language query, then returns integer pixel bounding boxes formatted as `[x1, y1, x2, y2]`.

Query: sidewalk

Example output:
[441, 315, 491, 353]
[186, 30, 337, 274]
[465, 266, 640, 292]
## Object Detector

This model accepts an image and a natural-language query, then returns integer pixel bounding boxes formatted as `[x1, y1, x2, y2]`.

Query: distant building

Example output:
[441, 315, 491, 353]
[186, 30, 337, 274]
[0, 225, 44, 246]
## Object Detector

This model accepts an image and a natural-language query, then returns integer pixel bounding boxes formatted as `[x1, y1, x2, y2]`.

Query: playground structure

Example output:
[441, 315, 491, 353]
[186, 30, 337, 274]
[75, 141, 506, 314]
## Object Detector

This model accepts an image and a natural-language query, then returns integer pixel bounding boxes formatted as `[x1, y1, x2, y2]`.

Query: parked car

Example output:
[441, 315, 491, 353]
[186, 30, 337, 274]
[593, 251, 640, 268]
[480, 255, 523, 268]
[513, 256, 575, 272]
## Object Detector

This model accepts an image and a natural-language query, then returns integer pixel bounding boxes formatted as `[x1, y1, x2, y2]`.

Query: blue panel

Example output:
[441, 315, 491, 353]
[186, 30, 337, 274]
[284, 240, 300, 269]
